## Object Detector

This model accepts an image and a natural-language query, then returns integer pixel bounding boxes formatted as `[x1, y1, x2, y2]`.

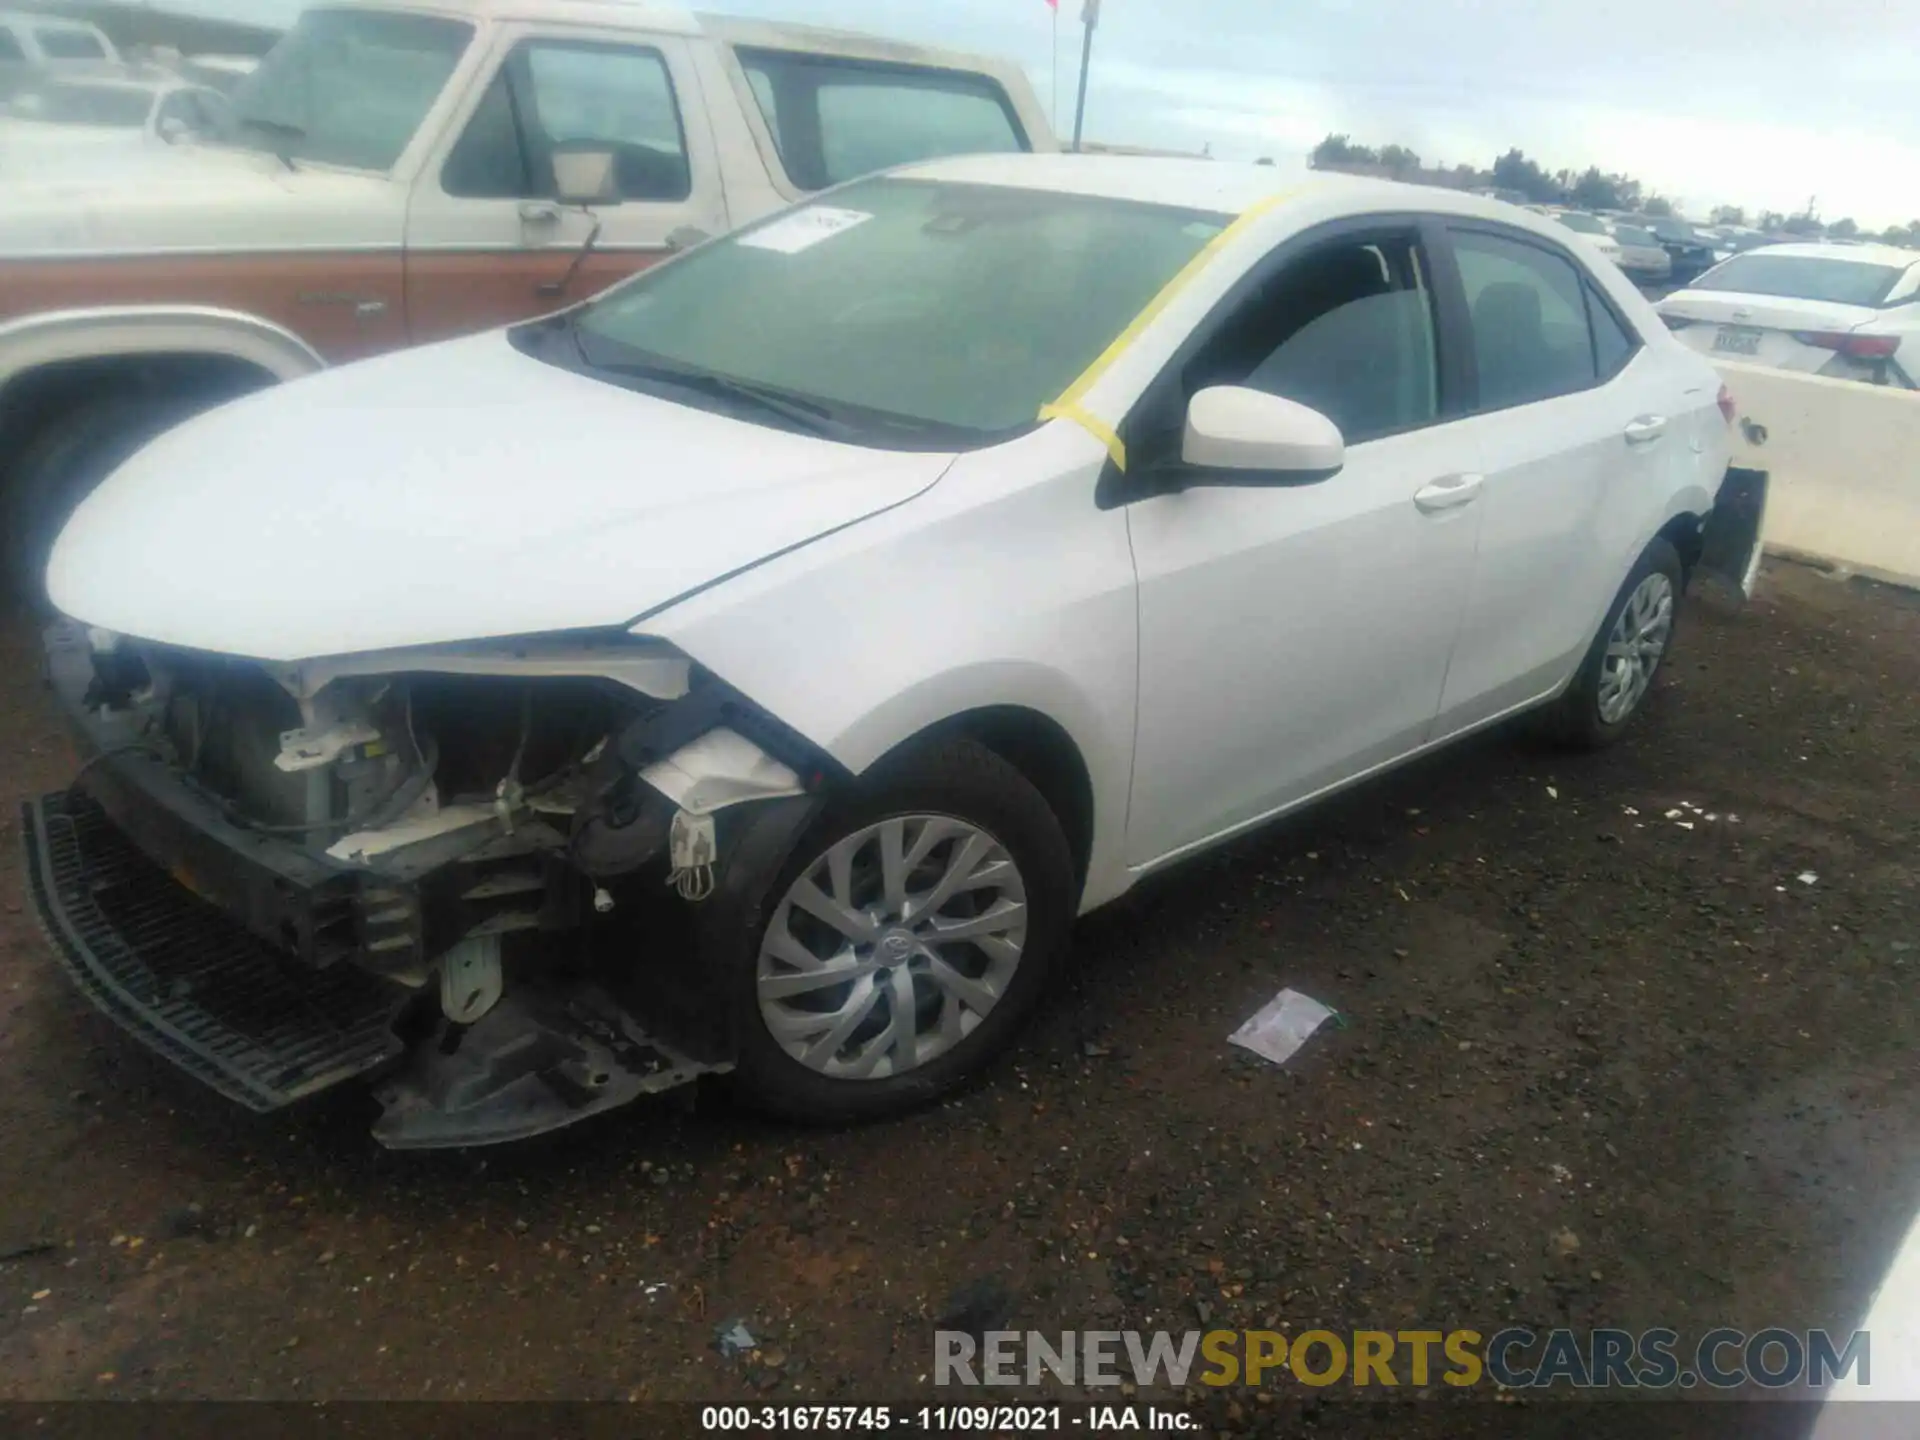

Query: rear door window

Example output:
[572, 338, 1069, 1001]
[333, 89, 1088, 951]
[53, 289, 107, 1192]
[737, 49, 1027, 191]
[1451, 229, 1599, 410]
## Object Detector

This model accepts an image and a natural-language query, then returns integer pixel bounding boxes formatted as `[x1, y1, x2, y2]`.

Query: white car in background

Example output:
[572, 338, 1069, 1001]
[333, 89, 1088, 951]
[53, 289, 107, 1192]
[1658, 242, 1920, 386]
[0, 71, 230, 167]
[1606, 222, 1674, 286]
[28, 156, 1754, 1148]
[1549, 210, 1624, 266]
[0, 8, 118, 70]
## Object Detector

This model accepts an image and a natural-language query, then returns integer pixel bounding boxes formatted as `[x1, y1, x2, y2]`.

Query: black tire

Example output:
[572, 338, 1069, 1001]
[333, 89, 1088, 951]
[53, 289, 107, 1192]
[698, 738, 1076, 1123]
[1547, 536, 1685, 749]
[4, 395, 185, 610]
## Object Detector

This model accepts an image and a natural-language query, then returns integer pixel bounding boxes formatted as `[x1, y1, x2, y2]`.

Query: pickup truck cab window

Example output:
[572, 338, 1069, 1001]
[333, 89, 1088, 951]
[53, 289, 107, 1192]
[218, 8, 473, 171]
[443, 39, 690, 202]
[737, 49, 1027, 191]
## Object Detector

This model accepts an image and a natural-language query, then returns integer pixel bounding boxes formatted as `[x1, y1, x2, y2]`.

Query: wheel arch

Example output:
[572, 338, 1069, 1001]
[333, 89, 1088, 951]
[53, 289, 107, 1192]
[0, 307, 325, 392]
[888, 704, 1097, 896]
[741, 655, 1132, 913]
[1656, 507, 1707, 583]
[0, 306, 322, 461]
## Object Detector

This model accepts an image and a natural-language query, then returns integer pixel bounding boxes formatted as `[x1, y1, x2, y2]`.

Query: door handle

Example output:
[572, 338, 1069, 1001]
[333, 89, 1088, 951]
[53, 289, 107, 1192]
[1413, 472, 1484, 513]
[1624, 414, 1668, 444]
[518, 201, 562, 226]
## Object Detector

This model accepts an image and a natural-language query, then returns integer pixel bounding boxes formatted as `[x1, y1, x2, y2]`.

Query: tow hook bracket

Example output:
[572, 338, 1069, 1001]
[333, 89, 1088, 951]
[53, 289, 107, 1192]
[371, 981, 730, 1149]
[439, 934, 504, 1024]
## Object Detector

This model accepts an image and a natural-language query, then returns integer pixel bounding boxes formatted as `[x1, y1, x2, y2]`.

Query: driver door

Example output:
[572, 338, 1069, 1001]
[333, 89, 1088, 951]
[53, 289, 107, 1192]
[1123, 221, 1485, 867]
[404, 27, 729, 343]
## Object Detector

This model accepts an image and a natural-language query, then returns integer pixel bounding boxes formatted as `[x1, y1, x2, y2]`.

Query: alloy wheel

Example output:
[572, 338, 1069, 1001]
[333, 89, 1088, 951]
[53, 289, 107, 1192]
[756, 814, 1029, 1080]
[1597, 571, 1674, 724]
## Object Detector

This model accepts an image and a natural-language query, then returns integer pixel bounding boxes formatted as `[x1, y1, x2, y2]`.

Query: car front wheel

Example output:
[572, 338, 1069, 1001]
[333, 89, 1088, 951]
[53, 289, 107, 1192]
[704, 738, 1075, 1122]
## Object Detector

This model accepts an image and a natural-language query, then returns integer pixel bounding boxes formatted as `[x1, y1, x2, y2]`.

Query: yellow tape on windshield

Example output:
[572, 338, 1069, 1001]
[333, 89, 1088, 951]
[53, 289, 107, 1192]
[1037, 187, 1300, 471]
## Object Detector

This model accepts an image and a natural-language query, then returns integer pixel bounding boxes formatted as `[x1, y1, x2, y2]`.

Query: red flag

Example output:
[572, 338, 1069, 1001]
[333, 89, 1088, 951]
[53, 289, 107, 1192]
[1043, 0, 1057, 8]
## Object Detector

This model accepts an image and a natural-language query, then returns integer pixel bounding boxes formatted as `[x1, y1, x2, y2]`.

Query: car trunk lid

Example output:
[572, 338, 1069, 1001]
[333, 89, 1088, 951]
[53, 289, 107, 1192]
[1660, 291, 1894, 372]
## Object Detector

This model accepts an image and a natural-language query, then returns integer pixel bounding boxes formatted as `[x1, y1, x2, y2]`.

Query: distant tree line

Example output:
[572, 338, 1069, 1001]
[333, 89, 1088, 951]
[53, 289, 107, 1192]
[1309, 134, 1919, 245]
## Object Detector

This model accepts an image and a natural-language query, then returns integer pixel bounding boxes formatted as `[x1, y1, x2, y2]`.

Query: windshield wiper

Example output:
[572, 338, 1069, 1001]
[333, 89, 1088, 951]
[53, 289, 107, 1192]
[577, 344, 854, 441]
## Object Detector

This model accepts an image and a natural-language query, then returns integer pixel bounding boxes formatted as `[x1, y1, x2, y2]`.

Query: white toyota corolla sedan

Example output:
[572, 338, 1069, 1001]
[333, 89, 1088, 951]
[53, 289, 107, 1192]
[29, 155, 1758, 1148]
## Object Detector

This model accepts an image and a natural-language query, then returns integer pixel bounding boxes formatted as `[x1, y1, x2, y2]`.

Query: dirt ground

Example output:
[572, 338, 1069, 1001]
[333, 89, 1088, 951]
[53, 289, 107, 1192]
[0, 560, 1915, 1422]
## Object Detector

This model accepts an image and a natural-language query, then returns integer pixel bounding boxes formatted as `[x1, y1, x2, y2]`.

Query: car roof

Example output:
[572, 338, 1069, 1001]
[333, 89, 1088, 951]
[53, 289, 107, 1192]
[890, 153, 1564, 229]
[1739, 241, 1920, 266]
[327, 0, 703, 35]
[0, 9, 104, 28]
[352, 0, 1024, 62]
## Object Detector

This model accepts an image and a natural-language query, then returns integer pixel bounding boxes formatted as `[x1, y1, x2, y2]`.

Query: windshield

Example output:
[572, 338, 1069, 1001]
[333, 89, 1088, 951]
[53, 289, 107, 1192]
[218, 8, 471, 170]
[1555, 212, 1606, 234]
[546, 177, 1228, 443]
[9, 83, 150, 127]
[1613, 225, 1657, 247]
[1692, 253, 1905, 306]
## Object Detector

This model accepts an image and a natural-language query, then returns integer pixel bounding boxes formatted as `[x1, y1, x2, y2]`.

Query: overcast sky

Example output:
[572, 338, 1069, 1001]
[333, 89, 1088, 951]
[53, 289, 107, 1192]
[173, 0, 1920, 229]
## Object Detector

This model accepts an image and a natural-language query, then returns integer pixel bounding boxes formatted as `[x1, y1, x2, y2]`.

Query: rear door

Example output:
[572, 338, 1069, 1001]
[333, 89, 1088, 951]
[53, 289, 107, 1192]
[1430, 223, 1691, 737]
[403, 26, 729, 343]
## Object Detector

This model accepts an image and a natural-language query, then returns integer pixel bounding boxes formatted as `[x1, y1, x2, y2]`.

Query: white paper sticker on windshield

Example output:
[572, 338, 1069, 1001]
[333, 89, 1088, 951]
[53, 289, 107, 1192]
[737, 206, 874, 255]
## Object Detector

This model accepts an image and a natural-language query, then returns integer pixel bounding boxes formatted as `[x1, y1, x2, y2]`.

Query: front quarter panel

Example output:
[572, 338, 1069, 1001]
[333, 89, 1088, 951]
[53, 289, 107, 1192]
[640, 426, 1141, 911]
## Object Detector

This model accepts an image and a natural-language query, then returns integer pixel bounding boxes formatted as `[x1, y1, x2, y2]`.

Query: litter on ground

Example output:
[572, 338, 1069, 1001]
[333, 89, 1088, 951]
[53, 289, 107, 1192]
[1228, 989, 1336, 1067]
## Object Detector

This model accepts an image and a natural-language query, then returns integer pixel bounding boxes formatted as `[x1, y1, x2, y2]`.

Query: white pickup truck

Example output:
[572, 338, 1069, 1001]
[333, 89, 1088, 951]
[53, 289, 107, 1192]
[0, 0, 1054, 592]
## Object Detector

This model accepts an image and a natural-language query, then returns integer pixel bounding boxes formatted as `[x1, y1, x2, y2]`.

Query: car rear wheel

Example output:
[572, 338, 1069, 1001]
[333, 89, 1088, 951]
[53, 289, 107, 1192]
[705, 738, 1075, 1123]
[1548, 536, 1684, 749]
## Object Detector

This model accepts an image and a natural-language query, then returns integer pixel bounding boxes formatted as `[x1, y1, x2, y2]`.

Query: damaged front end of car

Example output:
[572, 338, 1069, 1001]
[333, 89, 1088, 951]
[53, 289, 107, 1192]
[22, 621, 841, 1148]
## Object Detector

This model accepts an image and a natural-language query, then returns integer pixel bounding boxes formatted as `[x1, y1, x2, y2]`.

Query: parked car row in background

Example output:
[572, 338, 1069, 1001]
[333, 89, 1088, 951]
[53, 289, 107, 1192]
[0, 5, 253, 168]
[0, 6, 119, 98]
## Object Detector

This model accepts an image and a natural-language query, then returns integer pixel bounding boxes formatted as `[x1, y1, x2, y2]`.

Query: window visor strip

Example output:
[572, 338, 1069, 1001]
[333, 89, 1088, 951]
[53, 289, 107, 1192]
[1035, 187, 1301, 472]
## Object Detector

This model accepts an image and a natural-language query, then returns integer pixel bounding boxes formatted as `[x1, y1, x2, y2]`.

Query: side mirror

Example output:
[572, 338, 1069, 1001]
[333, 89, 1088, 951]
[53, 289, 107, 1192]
[157, 116, 190, 144]
[1180, 386, 1344, 484]
[552, 146, 620, 207]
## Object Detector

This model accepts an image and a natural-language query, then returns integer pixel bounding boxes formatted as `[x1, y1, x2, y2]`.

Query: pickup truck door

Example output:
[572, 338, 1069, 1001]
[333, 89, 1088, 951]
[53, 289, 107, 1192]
[403, 26, 730, 343]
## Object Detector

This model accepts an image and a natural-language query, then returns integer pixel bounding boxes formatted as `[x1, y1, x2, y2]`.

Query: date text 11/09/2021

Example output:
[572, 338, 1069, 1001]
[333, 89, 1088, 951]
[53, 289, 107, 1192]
[700, 1406, 1197, 1431]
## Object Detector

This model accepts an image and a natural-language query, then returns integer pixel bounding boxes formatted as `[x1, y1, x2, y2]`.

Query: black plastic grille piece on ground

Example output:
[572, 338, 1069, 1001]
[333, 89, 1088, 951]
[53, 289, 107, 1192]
[20, 792, 407, 1111]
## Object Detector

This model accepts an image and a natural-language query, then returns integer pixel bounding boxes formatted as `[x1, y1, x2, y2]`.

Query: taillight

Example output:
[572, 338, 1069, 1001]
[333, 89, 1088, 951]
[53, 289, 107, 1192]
[1717, 384, 1736, 425]
[1790, 330, 1901, 359]
[1662, 314, 1696, 331]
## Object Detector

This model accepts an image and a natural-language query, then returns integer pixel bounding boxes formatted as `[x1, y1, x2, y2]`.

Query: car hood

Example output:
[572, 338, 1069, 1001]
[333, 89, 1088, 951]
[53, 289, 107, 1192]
[0, 142, 398, 256]
[47, 331, 956, 661]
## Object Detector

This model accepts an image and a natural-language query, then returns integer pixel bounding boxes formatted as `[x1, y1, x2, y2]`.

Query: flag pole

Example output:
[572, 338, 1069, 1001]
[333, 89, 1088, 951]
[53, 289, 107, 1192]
[1051, 4, 1060, 136]
[1071, 0, 1097, 153]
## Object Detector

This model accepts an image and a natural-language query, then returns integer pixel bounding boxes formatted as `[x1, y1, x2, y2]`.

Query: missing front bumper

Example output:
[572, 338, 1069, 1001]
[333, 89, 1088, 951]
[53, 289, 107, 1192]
[22, 791, 409, 1110]
[21, 791, 730, 1146]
